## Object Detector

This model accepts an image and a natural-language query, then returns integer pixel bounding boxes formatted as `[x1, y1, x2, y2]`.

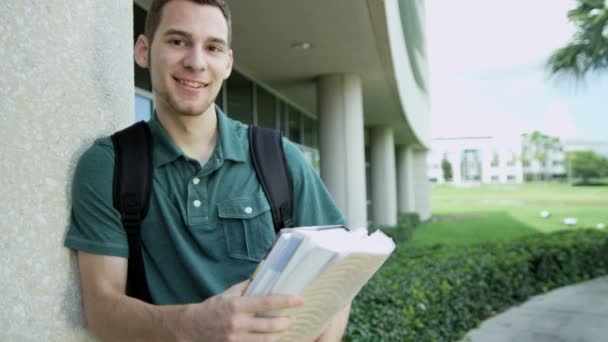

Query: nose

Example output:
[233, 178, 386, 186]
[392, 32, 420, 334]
[183, 45, 207, 71]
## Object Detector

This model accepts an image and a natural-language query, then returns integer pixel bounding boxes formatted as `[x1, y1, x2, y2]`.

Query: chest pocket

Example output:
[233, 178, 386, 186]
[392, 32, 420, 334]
[218, 192, 275, 262]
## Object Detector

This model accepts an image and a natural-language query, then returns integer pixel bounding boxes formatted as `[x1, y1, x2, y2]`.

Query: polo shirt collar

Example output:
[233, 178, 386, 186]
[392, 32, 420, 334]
[216, 106, 248, 163]
[148, 105, 247, 168]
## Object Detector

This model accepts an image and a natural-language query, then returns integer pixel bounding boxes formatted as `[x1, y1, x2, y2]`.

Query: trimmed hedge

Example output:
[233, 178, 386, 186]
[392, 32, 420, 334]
[345, 229, 608, 341]
[375, 212, 420, 242]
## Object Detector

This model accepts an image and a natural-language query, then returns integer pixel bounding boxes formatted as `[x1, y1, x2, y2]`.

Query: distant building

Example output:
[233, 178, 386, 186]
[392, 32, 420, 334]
[520, 132, 566, 181]
[428, 136, 523, 185]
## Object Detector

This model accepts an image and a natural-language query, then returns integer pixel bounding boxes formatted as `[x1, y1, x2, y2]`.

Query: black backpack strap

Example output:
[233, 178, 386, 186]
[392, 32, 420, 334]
[249, 126, 294, 231]
[111, 121, 154, 303]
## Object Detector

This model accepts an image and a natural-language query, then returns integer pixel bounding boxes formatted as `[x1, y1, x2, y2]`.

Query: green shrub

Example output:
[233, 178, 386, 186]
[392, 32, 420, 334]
[377, 212, 420, 242]
[345, 229, 608, 341]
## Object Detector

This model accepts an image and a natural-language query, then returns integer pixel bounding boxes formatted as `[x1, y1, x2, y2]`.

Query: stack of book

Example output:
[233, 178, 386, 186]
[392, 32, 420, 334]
[243, 225, 395, 341]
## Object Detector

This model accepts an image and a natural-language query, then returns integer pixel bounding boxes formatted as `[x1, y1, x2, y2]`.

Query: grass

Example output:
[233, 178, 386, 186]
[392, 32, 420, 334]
[407, 182, 608, 247]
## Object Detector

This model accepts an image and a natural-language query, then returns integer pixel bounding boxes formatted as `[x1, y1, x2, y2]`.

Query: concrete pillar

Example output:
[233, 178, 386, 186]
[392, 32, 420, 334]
[318, 74, 367, 229]
[370, 126, 397, 226]
[412, 150, 431, 221]
[396, 145, 416, 214]
[1, 1, 133, 340]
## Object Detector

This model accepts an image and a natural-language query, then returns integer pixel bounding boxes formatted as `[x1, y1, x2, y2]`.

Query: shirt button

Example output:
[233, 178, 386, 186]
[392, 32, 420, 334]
[193, 200, 202, 207]
[244, 207, 253, 214]
[193, 177, 200, 185]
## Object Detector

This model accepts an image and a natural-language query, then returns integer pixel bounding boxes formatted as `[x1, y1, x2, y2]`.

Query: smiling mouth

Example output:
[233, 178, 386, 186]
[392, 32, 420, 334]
[173, 76, 209, 89]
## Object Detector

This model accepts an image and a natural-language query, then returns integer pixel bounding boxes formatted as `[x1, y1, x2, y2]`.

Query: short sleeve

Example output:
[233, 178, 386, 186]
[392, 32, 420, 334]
[64, 138, 129, 257]
[282, 138, 347, 227]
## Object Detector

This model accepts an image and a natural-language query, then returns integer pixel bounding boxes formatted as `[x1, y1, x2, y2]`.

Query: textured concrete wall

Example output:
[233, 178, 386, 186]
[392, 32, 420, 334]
[0, 1, 133, 340]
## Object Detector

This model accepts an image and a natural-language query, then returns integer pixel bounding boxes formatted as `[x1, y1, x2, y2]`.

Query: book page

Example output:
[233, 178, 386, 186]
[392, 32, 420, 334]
[272, 252, 391, 341]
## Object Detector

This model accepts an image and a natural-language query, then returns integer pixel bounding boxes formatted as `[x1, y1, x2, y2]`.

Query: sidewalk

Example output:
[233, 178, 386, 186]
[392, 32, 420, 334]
[463, 275, 608, 342]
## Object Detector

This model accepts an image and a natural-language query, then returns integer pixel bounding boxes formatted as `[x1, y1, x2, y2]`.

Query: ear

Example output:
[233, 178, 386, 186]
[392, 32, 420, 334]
[223, 49, 234, 80]
[134, 34, 150, 68]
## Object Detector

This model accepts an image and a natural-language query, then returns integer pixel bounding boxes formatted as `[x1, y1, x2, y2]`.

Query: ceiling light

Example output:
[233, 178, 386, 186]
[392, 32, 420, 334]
[291, 42, 312, 50]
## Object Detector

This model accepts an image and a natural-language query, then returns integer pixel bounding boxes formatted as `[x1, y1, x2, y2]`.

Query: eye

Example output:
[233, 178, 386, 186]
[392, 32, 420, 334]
[208, 45, 221, 52]
[171, 39, 187, 47]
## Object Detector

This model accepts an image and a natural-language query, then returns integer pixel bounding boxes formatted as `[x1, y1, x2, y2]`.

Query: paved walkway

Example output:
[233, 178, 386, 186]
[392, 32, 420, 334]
[463, 276, 608, 342]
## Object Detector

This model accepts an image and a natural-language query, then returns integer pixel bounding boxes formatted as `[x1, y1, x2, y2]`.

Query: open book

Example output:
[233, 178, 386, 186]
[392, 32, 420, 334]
[243, 225, 395, 341]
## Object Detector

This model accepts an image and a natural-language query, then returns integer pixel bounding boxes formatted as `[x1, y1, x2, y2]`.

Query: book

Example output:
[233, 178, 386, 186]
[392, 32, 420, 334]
[243, 225, 396, 341]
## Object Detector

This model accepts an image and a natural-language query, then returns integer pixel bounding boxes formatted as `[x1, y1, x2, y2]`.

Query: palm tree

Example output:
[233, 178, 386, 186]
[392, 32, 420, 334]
[547, 0, 608, 80]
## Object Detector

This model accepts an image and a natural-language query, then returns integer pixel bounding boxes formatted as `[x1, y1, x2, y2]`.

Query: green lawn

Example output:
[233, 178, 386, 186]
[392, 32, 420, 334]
[407, 182, 608, 247]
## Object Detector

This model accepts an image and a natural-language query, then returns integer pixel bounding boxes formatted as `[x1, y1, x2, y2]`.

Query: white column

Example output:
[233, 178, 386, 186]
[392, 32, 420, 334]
[412, 150, 431, 221]
[318, 74, 367, 229]
[1, 1, 133, 339]
[370, 126, 397, 226]
[397, 145, 416, 213]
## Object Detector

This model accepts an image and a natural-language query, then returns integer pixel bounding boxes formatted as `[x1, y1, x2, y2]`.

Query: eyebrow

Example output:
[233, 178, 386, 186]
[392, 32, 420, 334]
[163, 29, 227, 47]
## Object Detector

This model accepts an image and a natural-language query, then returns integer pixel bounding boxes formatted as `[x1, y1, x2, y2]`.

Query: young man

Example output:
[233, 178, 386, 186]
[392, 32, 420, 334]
[64, 0, 351, 340]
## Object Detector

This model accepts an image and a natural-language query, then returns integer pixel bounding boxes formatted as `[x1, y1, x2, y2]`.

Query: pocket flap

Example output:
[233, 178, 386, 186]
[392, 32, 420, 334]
[217, 192, 271, 219]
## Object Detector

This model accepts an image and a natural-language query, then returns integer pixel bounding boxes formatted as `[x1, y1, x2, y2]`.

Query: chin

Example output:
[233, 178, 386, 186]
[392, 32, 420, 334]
[173, 102, 213, 117]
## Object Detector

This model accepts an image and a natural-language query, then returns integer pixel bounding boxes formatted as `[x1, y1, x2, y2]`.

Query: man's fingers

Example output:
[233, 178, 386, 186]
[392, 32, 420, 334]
[237, 315, 295, 334]
[232, 294, 304, 314]
[239, 332, 286, 342]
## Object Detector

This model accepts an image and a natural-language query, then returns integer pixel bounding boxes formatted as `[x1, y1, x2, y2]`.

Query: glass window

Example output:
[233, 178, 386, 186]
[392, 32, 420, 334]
[256, 87, 276, 129]
[277, 101, 288, 134]
[302, 115, 318, 149]
[215, 84, 225, 110]
[287, 107, 301, 143]
[226, 72, 253, 124]
[135, 94, 153, 122]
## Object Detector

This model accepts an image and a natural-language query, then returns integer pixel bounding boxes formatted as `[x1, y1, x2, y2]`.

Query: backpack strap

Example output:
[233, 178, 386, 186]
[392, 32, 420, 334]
[249, 126, 295, 231]
[111, 121, 154, 303]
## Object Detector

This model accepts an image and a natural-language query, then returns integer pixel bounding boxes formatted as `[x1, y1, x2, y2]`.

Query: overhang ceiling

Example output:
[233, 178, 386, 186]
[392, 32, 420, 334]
[134, 0, 426, 146]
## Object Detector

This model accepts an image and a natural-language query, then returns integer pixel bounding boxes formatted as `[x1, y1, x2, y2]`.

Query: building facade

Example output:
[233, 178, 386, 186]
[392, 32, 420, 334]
[1, 0, 430, 339]
[428, 136, 524, 185]
[521, 132, 566, 181]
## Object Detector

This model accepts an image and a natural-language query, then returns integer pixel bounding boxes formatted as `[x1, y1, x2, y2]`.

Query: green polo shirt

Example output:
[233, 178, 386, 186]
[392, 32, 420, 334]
[65, 107, 345, 305]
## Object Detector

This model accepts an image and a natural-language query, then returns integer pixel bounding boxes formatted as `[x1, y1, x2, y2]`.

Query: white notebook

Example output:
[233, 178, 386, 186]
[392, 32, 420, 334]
[243, 226, 395, 341]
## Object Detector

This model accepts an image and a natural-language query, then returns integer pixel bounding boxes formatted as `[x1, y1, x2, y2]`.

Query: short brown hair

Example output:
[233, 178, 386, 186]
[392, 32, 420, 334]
[144, 0, 232, 45]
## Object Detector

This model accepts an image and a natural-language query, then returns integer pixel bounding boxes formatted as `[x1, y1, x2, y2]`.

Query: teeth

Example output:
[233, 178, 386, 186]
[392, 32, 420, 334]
[179, 79, 204, 88]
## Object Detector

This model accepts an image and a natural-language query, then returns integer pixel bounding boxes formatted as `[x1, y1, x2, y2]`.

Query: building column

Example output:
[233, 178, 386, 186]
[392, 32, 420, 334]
[318, 74, 367, 229]
[1, 1, 133, 339]
[370, 126, 397, 226]
[412, 150, 431, 220]
[396, 145, 416, 214]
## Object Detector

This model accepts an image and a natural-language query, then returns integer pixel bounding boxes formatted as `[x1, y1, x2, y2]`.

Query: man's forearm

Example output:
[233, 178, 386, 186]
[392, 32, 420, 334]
[316, 304, 351, 342]
[84, 290, 191, 342]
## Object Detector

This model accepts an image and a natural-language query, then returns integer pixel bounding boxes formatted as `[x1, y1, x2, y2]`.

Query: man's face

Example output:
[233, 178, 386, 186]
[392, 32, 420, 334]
[135, 0, 233, 117]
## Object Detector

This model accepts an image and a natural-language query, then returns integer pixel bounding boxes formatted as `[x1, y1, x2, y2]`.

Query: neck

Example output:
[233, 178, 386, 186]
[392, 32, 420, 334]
[155, 105, 219, 164]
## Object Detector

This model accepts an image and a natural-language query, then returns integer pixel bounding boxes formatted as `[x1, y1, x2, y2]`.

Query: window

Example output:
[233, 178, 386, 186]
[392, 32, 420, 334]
[215, 84, 226, 110]
[287, 108, 302, 143]
[256, 86, 277, 129]
[226, 72, 253, 124]
[302, 115, 318, 149]
[135, 93, 153, 122]
[276, 101, 287, 133]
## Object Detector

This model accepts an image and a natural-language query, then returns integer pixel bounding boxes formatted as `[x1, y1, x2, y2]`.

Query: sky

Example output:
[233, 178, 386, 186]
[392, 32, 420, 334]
[426, 0, 608, 141]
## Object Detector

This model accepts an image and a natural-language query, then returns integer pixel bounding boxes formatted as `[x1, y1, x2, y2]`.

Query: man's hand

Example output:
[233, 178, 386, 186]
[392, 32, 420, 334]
[181, 280, 304, 341]
[77, 252, 303, 342]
